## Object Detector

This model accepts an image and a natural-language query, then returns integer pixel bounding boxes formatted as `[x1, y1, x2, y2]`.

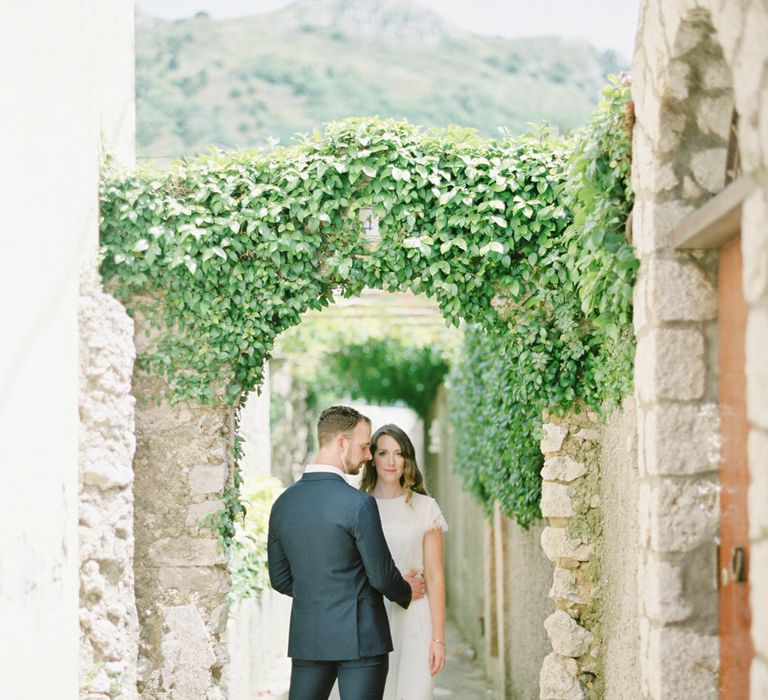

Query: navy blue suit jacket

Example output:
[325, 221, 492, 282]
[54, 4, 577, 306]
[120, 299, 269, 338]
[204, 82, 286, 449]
[267, 472, 411, 660]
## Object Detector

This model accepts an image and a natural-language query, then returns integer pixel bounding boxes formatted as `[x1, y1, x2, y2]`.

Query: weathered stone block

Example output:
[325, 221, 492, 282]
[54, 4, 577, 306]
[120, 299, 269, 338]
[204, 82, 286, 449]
[635, 328, 705, 403]
[541, 482, 575, 518]
[541, 423, 568, 454]
[549, 567, 588, 605]
[702, 61, 731, 90]
[638, 479, 719, 553]
[189, 465, 228, 495]
[682, 175, 705, 201]
[642, 403, 719, 475]
[747, 306, 768, 430]
[544, 610, 594, 658]
[697, 95, 734, 138]
[82, 457, 134, 490]
[89, 618, 122, 661]
[541, 527, 593, 563]
[648, 258, 717, 322]
[690, 148, 727, 194]
[158, 566, 230, 593]
[633, 261, 650, 334]
[667, 60, 690, 100]
[186, 500, 225, 528]
[640, 552, 691, 623]
[661, 113, 689, 156]
[573, 428, 600, 442]
[541, 457, 587, 483]
[539, 652, 584, 700]
[207, 604, 230, 635]
[748, 428, 768, 540]
[149, 537, 226, 566]
[643, 626, 718, 700]
[159, 605, 216, 698]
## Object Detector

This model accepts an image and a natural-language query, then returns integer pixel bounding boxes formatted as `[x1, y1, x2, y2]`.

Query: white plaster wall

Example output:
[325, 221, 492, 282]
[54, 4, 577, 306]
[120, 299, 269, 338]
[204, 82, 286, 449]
[0, 2, 134, 697]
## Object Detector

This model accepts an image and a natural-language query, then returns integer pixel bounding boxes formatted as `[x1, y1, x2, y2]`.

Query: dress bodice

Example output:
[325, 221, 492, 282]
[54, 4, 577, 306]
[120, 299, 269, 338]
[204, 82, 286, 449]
[374, 492, 448, 575]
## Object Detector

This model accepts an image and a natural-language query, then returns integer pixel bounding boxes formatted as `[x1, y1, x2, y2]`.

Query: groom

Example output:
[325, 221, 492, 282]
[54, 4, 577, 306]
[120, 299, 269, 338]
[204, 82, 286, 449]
[268, 405, 425, 699]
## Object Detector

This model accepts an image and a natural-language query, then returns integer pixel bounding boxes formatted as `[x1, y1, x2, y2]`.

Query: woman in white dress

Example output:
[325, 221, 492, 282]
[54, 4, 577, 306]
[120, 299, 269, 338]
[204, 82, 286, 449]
[360, 424, 448, 700]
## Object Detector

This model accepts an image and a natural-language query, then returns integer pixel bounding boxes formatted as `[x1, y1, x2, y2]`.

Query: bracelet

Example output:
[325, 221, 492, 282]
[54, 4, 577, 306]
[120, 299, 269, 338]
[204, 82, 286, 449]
[432, 639, 445, 645]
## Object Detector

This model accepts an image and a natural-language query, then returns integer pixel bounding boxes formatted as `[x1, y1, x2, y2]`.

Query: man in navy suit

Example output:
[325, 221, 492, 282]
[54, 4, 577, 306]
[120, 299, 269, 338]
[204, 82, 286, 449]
[268, 405, 425, 699]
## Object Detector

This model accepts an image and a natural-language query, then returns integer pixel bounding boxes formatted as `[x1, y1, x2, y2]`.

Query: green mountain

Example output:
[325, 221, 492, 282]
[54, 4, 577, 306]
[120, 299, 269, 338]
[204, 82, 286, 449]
[135, 0, 627, 159]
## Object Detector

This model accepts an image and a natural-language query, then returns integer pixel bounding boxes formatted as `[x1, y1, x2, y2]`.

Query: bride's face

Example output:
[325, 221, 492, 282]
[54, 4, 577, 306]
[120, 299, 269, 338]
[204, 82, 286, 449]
[373, 434, 405, 486]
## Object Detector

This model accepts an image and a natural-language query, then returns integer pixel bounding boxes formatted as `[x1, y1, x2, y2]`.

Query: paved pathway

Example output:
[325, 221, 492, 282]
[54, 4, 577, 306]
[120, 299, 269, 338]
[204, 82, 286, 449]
[254, 618, 495, 699]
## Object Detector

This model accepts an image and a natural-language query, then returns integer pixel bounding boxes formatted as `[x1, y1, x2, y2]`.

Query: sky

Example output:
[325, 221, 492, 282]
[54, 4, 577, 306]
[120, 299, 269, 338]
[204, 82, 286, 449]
[135, 0, 640, 58]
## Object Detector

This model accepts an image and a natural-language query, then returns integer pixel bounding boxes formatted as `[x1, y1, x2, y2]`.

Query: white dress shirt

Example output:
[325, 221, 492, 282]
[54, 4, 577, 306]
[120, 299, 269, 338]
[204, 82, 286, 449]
[304, 463, 348, 482]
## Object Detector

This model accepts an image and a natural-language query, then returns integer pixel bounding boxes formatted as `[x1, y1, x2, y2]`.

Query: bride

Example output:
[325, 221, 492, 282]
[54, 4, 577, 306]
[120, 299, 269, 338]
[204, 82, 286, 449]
[361, 424, 448, 700]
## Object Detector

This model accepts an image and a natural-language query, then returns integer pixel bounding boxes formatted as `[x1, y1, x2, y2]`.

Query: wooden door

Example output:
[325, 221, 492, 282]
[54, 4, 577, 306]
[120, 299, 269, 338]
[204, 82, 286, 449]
[718, 235, 753, 698]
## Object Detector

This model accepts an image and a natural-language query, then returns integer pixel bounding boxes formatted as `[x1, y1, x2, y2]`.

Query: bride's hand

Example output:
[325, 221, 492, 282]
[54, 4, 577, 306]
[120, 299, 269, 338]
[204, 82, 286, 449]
[429, 639, 446, 676]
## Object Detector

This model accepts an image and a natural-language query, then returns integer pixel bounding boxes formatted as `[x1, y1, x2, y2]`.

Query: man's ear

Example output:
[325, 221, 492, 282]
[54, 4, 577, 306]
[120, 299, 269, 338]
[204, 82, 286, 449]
[336, 433, 347, 452]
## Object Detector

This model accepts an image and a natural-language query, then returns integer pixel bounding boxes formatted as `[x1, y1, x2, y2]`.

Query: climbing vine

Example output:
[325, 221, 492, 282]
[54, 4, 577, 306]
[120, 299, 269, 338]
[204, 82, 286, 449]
[100, 77, 635, 525]
[100, 119, 567, 404]
[448, 77, 635, 525]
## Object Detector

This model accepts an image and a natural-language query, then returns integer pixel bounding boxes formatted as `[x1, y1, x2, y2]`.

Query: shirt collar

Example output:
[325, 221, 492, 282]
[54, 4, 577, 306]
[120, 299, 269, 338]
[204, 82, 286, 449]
[304, 463, 349, 482]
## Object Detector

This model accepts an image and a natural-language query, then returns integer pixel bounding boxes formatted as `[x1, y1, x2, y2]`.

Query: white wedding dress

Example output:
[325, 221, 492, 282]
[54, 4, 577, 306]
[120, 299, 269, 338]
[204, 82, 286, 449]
[375, 492, 448, 700]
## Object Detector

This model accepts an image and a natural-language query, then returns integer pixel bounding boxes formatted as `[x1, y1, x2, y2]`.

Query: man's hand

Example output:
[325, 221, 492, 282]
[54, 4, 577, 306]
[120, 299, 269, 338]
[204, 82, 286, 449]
[404, 569, 426, 601]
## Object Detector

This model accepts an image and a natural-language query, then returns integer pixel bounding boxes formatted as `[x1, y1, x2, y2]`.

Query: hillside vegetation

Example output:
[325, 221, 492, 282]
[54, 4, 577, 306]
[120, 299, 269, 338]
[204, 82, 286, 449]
[136, 0, 626, 159]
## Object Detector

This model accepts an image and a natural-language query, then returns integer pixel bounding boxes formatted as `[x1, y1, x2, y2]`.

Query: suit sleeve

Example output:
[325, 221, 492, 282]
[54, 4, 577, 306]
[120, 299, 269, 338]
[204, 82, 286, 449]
[354, 496, 411, 609]
[267, 504, 293, 597]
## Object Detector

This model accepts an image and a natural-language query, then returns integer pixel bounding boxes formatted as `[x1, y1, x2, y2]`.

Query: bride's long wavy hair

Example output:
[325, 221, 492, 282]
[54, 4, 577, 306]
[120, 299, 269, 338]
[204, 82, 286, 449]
[361, 424, 428, 504]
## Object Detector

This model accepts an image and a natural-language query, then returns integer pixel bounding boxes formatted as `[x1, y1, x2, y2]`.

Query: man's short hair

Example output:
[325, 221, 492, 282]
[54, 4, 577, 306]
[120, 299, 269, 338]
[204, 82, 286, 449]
[317, 405, 371, 447]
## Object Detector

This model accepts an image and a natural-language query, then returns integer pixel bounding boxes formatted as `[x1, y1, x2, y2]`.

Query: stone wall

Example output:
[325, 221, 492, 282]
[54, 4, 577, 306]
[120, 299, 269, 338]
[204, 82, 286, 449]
[79, 291, 140, 699]
[632, 1, 768, 697]
[504, 517, 554, 699]
[598, 399, 641, 698]
[539, 412, 603, 700]
[132, 367, 233, 700]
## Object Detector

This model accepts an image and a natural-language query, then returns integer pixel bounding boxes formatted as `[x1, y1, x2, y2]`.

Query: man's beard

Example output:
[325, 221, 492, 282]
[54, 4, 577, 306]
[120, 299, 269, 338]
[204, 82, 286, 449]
[343, 456, 362, 476]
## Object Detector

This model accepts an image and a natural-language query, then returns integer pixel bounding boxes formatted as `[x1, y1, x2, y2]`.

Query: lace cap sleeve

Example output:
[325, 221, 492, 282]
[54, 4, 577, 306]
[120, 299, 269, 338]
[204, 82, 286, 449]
[425, 496, 448, 533]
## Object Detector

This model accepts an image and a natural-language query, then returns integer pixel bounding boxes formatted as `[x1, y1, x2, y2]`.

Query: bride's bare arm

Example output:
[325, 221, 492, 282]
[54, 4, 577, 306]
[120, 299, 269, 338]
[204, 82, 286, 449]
[424, 528, 446, 676]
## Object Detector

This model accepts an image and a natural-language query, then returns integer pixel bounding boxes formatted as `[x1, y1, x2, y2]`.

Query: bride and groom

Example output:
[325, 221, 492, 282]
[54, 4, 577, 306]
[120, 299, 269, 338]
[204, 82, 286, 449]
[267, 405, 448, 700]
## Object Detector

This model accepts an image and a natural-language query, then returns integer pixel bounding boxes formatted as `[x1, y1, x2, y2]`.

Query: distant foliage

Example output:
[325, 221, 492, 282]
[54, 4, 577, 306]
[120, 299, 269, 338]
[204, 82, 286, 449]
[316, 337, 450, 418]
[101, 78, 635, 527]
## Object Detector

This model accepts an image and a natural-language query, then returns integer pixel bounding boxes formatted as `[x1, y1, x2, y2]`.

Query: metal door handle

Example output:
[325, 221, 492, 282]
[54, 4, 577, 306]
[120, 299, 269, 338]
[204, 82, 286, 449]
[730, 546, 746, 583]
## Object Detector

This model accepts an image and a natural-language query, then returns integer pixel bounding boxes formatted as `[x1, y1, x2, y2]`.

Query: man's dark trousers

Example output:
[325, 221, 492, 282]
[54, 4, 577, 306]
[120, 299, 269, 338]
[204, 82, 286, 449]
[289, 655, 388, 700]
[268, 472, 411, 700]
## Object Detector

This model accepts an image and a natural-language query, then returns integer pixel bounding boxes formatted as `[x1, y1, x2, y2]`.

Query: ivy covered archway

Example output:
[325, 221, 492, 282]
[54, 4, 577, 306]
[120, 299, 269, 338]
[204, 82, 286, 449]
[101, 78, 635, 524]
